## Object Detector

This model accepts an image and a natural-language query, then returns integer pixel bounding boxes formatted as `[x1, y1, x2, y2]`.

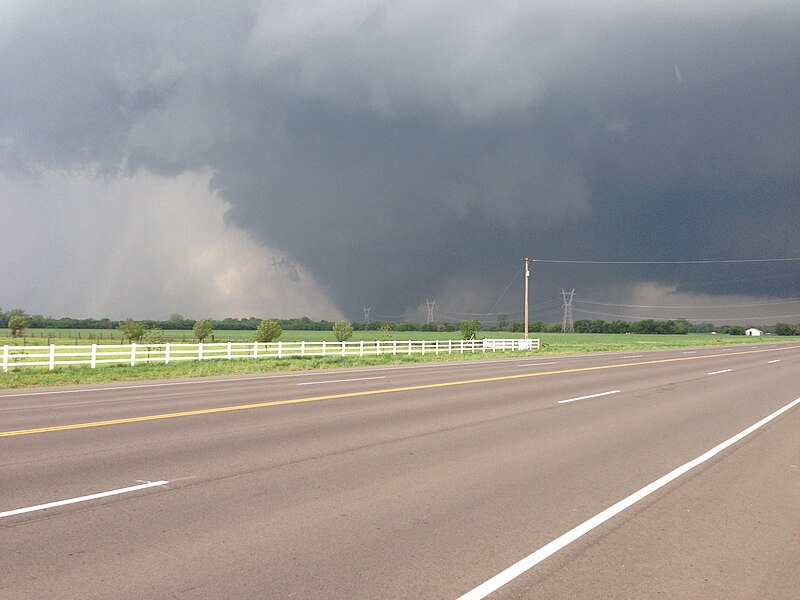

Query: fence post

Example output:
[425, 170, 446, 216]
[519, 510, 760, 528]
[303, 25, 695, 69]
[435, 340, 439, 355]
[253, 341, 258, 358]
[393, 340, 397, 356]
[408, 340, 412, 356]
[322, 340, 327, 356]
[359, 340, 364, 357]
[460, 340, 464, 354]
[448, 340, 452, 355]
[341, 341, 346, 357]
[198, 342, 203, 361]
[300, 340, 305, 357]
[91, 344, 97, 369]
[375, 340, 380, 355]
[278, 341, 283, 358]
[164, 342, 170, 365]
[130, 343, 136, 366]
[49, 344, 55, 370]
[2, 345, 8, 372]
[227, 341, 232, 360]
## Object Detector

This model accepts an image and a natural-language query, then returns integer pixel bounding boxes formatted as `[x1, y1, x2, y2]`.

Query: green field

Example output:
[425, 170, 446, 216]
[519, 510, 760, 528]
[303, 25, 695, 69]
[1, 328, 784, 347]
[0, 328, 486, 345]
[0, 330, 787, 390]
[0, 328, 783, 349]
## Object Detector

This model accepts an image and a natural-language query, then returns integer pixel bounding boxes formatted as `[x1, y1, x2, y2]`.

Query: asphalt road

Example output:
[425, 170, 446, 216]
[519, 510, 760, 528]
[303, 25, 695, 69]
[2, 343, 799, 599]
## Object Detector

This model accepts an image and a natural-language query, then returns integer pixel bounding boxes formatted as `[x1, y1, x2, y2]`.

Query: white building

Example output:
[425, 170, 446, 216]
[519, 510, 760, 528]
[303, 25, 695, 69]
[745, 328, 763, 336]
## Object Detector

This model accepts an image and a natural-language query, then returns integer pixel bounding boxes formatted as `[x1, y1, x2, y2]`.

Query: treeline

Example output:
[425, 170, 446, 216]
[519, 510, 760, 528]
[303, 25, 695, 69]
[0, 311, 334, 332]
[1, 308, 798, 335]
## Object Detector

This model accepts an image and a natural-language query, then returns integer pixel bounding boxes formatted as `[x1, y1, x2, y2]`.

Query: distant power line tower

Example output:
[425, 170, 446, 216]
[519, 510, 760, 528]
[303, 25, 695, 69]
[561, 289, 575, 333]
[425, 299, 436, 324]
[363, 307, 371, 324]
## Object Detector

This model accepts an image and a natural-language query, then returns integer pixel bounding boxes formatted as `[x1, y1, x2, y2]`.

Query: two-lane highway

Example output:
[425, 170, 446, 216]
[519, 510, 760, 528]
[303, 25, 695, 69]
[2, 344, 799, 598]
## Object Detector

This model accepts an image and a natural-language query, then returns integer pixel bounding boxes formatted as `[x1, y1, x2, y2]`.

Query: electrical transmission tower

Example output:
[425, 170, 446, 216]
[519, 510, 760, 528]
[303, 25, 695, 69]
[561, 289, 575, 333]
[363, 307, 371, 324]
[425, 299, 436, 324]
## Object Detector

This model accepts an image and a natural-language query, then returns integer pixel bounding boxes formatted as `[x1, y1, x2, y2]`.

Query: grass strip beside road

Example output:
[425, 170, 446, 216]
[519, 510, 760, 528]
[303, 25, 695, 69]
[0, 333, 783, 390]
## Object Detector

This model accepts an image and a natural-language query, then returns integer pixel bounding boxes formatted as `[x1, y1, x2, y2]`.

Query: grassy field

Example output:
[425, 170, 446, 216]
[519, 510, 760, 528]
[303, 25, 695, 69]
[0, 328, 489, 345]
[0, 331, 787, 390]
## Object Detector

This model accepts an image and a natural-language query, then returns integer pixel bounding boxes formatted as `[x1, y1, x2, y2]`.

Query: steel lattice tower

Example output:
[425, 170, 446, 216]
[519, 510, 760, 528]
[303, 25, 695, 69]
[425, 299, 436, 324]
[561, 289, 575, 333]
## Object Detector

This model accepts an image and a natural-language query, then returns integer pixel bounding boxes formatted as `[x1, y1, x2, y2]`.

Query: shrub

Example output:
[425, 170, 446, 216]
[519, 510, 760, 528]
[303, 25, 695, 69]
[332, 320, 353, 342]
[8, 315, 28, 337]
[118, 319, 145, 342]
[460, 319, 481, 340]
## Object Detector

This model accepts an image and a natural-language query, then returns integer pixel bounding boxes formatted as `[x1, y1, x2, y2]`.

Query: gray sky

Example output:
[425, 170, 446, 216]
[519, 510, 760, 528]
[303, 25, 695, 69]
[1, 1, 799, 323]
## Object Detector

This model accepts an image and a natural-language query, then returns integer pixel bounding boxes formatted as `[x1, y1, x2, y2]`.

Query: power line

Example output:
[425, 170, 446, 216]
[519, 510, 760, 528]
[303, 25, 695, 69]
[437, 298, 560, 318]
[532, 257, 800, 265]
[574, 308, 800, 322]
[489, 266, 524, 313]
[574, 297, 800, 309]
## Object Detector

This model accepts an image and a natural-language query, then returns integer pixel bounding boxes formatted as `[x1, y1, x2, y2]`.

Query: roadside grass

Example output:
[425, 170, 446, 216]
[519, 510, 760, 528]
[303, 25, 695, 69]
[0, 332, 786, 390]
[0, 348, 539, 389]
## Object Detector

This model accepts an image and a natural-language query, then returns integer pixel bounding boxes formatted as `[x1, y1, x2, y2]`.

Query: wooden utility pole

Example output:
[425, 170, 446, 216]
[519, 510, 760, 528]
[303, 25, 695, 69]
[524, 257, 531, 341]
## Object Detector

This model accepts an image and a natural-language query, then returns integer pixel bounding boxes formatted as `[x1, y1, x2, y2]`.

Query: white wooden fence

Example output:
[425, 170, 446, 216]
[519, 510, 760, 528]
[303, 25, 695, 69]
[2, 338, 540, 372]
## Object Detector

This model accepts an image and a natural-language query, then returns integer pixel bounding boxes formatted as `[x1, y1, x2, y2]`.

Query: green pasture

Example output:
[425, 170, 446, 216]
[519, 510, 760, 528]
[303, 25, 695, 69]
[0, 328, 782, 348]
[533, 332, 778, 353]
[0, 328, 486, 345]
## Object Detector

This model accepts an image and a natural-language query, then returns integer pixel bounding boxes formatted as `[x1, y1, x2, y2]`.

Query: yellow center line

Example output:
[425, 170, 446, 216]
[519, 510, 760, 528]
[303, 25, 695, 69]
[2, 345, 797, 438]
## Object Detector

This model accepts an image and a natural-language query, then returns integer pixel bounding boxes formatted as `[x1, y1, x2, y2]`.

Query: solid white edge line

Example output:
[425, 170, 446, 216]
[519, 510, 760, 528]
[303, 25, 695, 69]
[768, 360, 781, 364]
[708, 369, 733, 375]
[456, 396, 800, 600]
[0, 480, 169, 519]
[558, 390, 621, 404]
[296, 376, 386, 386]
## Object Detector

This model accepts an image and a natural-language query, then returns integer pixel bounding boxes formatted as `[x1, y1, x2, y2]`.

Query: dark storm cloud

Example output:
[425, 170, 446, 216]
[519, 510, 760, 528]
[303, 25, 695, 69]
[2, 1, 798, 319]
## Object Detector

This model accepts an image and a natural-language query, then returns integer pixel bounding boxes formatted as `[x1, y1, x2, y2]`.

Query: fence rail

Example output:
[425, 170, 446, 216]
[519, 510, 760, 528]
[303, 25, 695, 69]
[2, 338, 540, 372]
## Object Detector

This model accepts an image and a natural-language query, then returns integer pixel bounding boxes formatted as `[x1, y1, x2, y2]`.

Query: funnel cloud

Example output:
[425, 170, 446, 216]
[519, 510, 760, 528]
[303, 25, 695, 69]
[1, 1, 798, 322]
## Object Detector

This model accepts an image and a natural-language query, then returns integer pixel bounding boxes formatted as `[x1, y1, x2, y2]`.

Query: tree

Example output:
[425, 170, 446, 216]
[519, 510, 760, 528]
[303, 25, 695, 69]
[8, 315, 28, 337]
[118, 320, 145, 342]
[332, 320, 353, 342]
[460, 319, 481, 340]
[193, 319, 213, 342]
[255, 319, 282, 342]
[496, 313, 509, 330]
[774, 322, 795, 336]
[169, 313, 185, 322]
